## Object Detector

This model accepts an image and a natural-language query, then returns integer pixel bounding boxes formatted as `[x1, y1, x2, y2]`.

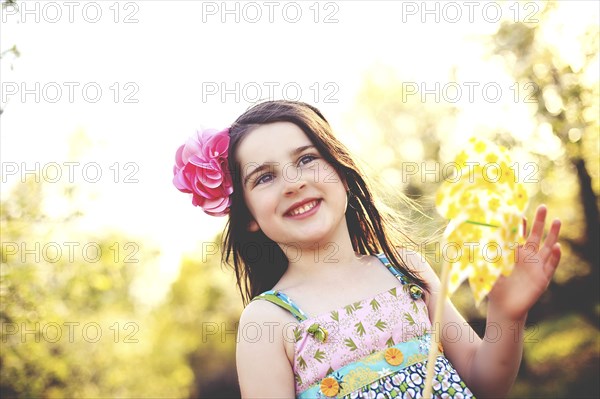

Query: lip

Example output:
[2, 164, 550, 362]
[284, 198, 322, 218]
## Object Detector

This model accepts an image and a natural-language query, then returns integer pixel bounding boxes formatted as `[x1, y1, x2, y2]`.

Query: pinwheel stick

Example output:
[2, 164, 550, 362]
[422, 241, 452, 398]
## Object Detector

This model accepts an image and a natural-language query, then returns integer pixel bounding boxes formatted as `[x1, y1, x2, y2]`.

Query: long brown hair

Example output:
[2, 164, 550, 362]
[223, 100, 428, 305]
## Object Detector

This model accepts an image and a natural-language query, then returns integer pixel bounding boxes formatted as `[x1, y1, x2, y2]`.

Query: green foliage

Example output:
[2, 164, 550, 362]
[349, 2, 598, 396]
[489, 4, 599, 397]
[1, 173, 243, 397]
[0, 177, 160, 397]
[144, 239, 242, 397]
[513, 315, 599, 398]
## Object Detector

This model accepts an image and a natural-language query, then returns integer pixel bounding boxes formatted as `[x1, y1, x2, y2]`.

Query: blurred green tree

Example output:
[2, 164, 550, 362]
[490, 3, 599, 397]
[0, 156, 168, 397]
[148, 238, 242, 398]
[345, 2, 598, 398]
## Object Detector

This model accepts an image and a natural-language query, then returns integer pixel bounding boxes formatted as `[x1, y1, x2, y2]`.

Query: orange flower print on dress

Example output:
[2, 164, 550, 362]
[384, 347, 404, 366]
[320, 377, 339, 397]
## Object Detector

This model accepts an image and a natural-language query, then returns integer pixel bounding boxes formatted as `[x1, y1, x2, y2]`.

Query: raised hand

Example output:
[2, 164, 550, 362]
[487, 204, 562, 321]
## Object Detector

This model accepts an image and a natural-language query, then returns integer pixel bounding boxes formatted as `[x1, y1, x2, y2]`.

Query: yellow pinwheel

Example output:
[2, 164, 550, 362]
[434, 137, 528, 305]
[423, 137, 529, 398]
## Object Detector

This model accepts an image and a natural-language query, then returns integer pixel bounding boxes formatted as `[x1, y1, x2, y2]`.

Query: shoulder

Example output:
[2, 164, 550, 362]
[239, 296, 297, 326]
[237, 295, 299, 352]
[238, 294, 300, 344]
[236, 298, 296, 365]
[236, 298, 297, 397]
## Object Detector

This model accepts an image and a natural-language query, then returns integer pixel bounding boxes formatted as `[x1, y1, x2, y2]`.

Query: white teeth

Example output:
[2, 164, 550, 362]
[288, 200, 318, 216]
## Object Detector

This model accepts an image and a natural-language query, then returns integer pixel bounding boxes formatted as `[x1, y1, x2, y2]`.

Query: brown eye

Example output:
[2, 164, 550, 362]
[255, 172, 274, 185]
[298, 154, 317, 166]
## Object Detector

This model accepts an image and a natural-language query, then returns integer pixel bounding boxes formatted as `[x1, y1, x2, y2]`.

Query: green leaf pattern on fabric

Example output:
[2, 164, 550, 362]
[412, 300, 418, 314]
[375, 319, 388, 332]
[298, 356, 307, 370]
[313, 349, 326, 363]
[355, 321, 366, 337]
[294, 327, 303, 343]
[330, 310, 339, 322]
[386, 336, 395, 347]
[344, 338, 358, 351]
[404, 312, 416, 326]
[370, 298, 381, 311]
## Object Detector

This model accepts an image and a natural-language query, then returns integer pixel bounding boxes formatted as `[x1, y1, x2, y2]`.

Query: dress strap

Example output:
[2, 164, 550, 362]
[375, 253, 410, 284]
[375, 252, 424, 300]
[251, 290, 308, 322]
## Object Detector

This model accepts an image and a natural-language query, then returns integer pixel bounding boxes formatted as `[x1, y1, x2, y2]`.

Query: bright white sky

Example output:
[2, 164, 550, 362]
[1, 0, 597, 306]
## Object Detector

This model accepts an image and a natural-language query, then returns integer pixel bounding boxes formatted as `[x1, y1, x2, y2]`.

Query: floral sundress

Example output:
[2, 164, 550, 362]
[252, 253, 475, 398]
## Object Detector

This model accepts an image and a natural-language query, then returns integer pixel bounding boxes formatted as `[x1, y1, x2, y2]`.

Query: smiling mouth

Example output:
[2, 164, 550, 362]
[286, 200, 320, 216]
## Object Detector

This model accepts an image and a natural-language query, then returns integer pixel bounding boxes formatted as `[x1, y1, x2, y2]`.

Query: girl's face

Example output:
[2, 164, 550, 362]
[236, 121, 348, 248]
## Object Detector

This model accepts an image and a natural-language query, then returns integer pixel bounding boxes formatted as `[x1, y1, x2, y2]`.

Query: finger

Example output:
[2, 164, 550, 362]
[539, 219, 562, 264]
[527, 205, 547, 247]
[543, 243, 562, 280]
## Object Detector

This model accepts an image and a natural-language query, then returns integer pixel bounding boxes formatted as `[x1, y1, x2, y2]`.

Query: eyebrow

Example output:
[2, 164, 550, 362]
[243, 145, 316, 186]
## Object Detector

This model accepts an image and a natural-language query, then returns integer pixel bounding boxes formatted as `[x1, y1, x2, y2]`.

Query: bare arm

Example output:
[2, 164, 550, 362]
[399, 205, 562, 398]
[236, 300, 296, 398]
[467, 205, 562, 397]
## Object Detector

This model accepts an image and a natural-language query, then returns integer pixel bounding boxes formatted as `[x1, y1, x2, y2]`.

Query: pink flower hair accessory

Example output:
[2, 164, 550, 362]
[172, 127, 233, 216]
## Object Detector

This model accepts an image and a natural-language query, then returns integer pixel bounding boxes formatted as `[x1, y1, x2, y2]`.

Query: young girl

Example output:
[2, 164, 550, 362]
[173, 100, 562, 398]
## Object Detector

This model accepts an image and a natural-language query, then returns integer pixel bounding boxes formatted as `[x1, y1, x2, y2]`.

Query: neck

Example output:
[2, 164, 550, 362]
[277, 220, 366, 282]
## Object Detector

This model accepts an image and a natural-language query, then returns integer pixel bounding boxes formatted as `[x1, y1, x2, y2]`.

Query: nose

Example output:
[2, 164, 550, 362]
[283, 168, 307, 196]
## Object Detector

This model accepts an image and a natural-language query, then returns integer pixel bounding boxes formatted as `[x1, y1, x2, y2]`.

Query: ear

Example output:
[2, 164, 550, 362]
[247, 219, 260, 232]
